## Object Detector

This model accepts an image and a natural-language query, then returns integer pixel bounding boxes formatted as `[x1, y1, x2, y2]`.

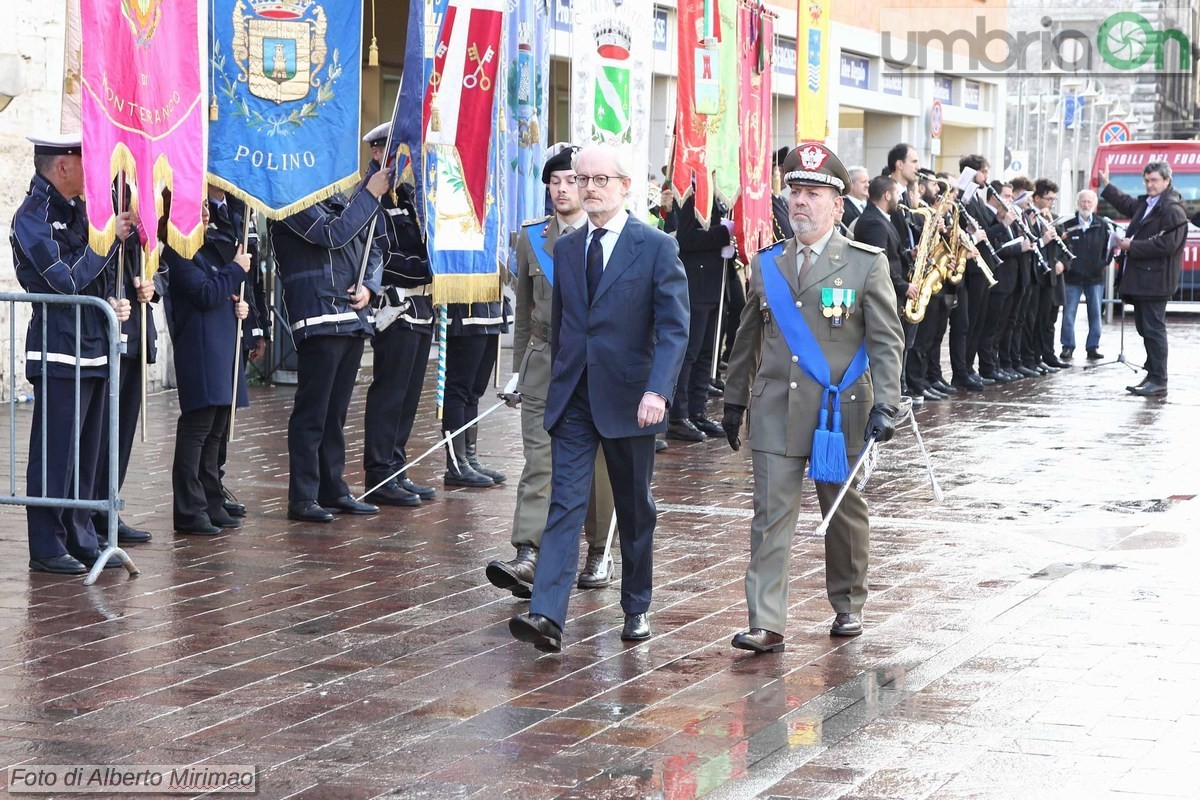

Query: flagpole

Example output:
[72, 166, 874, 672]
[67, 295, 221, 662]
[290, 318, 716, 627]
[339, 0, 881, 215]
[437, 306, 448, 420]
[139, 246, 148, 442]
[116, 170, 127, 305]
[229, 209, 251, 442]
[354, 90, 404, 295]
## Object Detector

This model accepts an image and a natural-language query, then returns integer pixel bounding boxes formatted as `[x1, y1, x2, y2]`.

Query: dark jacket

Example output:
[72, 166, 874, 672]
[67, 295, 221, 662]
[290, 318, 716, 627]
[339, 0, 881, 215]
[853, 203, 906, 300]
[771, 194, 793, 242]
[1101, 184, 1187, 299]
[841, 197, 865, 231]
[674, 194, 731, 305]
[368, 166, 434, 335]
[11, 174, 119, 380]
[164, 236, 249, 415]
[445, 297, 512, 337]
[1062, 214, 1113, 286]
[269, 191, 384, 345]
[986, 213, 1023, 297]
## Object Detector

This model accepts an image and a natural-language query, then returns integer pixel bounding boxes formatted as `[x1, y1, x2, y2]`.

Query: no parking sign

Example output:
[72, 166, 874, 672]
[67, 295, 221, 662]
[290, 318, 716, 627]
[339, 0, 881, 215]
[1100, 119, 1131, 144]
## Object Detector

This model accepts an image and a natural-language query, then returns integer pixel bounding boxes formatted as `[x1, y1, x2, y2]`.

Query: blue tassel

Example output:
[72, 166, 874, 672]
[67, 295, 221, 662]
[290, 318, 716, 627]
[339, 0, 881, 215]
[810, 428, 850, 484]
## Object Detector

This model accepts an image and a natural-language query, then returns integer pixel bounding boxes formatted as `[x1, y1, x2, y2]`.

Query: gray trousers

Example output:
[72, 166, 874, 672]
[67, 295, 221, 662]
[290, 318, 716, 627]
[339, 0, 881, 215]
[511, 390, 614, 549]
[746, 449, 870, 633]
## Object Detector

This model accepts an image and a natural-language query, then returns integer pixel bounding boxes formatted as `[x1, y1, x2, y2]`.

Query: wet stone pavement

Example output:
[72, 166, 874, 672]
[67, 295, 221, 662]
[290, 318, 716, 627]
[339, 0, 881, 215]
[1, 315, 1199, 800]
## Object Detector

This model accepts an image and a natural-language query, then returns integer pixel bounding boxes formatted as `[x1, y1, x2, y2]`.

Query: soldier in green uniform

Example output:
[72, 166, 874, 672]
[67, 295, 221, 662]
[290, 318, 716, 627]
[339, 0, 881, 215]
[485, 145, 617, 598]
[722, 143, 905, 651]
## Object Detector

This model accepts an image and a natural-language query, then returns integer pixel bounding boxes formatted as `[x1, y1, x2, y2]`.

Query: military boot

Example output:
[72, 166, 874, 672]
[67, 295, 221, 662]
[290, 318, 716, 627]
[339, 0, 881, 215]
[465, 426, 506, 484]
[443, 432, 494, 488]
[577, 546, 614, 589]
[485, 545, 538, 598]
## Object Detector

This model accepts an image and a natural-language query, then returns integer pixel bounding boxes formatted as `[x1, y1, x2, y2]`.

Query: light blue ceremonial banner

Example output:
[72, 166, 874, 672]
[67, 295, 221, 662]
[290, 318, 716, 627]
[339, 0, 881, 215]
[393, 0, 433, 218]
[208, 0, 363, 217]
[501, 0, 551, 265]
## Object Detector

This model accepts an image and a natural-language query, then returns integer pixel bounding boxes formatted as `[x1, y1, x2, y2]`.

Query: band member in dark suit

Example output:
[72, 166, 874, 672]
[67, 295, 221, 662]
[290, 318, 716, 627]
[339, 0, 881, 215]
[11, 134, 134, 574]
[1101, 160, 1188, 396]
[883, 143, 928, 401]
[852, 177, 908, 311]
[1028, 179, 1070, 371]
[979, 181, 1029, 382]
[509, 143, 690, 652]
[951, 155, 997, 390]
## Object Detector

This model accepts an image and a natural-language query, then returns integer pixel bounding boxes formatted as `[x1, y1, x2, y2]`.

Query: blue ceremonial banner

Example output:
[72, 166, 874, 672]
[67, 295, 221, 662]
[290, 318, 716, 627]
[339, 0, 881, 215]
[501, 0, 551, 263]
[208, 0, 363, 217]
[392, 0, 432, 216]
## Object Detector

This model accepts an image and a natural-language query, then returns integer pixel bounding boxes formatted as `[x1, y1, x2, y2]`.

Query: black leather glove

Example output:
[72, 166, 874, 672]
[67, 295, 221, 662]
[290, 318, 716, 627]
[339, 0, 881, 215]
[722, 404, 746, 451]
[864, 403, 898, 444]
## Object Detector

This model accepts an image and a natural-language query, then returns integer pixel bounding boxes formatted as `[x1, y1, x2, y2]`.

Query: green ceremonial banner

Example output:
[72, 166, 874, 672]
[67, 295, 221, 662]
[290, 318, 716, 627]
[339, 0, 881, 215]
[710, 0, 741, 204]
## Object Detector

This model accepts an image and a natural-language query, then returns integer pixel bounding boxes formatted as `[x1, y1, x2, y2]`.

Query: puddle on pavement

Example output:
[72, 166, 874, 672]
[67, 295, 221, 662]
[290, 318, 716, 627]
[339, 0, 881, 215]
[1109, 530, 1191, 551]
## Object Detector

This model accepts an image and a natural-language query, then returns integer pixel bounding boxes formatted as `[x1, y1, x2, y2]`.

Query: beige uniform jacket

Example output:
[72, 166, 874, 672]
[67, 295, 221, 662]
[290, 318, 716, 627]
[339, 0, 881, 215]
[725, 232, 904, 458]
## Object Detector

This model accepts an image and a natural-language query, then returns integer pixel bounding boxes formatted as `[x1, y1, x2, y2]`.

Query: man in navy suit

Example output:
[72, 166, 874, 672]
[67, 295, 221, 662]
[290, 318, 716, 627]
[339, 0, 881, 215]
[509, 144, 690, 652]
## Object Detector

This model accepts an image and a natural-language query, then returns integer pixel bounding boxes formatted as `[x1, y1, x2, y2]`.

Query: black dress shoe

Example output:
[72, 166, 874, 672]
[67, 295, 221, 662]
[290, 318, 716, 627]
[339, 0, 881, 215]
[399, 477, 437, 500]
[620, 612, 651, 641]
[974, 373, 996, 386]
[29, 554, 88, 575]
[207, 507, 242, 528]
[731, 628, 785, 653]
[666, 418, 706, 442]
[577, 548, 613, 589]
[830, 612, 863, 637]
[1043, 354, 1069, 369]
[1060, 347, 1074, 360]
[222, 487, 247, 518]
[1129, 381, 1168, 397]
[1087, 349, 1104, 361]
[919, 388, 944, 401]
[320, 495, 379, 515]
[116, 520, 153, 543]
[979, 370, 1009, 384]
[1037, 362, 1059, 374]
[654, 438, 668, 452]
[486, 545, 538, 598]
[175, 520, 222, 535]
[70, 549, 123, 569]
[1017, 365, 1041, 378]
[365, 479, 421, 507]
[509, 612, 562, 652]
[951, 377, 983, 392]
[287, 501, 335, 523]
[931, 380, 958, 394]
[689, 416, 725, 437]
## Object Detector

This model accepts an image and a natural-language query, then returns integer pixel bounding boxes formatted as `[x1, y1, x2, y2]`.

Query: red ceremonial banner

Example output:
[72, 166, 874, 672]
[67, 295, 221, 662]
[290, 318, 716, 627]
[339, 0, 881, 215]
[671, 0, 719, 227]
[80, 0, 206, 274]
[424, 0, 505, 226]
[733, 2, 775, 261]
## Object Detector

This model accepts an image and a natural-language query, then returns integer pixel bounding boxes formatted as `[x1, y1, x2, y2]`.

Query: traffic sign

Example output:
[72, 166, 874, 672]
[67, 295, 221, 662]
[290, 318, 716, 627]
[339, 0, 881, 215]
[1099, 119, 1131, 144]
[930, 100, 944, 139]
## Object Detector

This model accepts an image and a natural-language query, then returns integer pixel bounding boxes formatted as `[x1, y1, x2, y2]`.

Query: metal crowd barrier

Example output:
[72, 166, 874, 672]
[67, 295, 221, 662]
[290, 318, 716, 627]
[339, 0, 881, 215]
[1, 292, 138, 584]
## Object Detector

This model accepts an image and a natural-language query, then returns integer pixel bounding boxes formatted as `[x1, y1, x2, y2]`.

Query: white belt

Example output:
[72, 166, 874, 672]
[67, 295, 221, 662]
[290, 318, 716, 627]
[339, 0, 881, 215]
[290, 311, 361, 332]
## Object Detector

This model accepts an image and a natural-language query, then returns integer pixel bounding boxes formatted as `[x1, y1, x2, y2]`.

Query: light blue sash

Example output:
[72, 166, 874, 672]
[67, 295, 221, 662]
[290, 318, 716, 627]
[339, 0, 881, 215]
[526, 219, 555, 286]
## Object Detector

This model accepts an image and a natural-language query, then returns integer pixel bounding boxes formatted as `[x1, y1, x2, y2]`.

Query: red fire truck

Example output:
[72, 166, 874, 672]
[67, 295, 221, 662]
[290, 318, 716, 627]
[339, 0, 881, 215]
[1091, 140, 1200, 303]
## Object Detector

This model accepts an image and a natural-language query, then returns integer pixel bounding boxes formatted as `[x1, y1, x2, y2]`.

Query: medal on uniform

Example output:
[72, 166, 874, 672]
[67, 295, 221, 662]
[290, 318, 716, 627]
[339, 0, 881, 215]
[843, 288, 857, 316]
[821, 287, 834, 318]
[831, 288, 844, 327]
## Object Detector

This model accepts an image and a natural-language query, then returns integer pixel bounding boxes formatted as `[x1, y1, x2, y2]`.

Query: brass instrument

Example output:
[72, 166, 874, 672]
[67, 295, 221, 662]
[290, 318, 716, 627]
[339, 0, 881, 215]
[953, 200, 1000, 288]
[900, 193, 953, 323]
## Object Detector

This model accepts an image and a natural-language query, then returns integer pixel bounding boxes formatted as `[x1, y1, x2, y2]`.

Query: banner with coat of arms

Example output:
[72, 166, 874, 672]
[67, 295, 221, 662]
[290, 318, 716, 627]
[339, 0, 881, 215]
[500, 0, 550, 261]
[796, 0, 830, 141]
[570, 0, 653, 213]
[732, 1, 774, 260]
[207, 0, 363, 217]
[80, 0, 208, 275]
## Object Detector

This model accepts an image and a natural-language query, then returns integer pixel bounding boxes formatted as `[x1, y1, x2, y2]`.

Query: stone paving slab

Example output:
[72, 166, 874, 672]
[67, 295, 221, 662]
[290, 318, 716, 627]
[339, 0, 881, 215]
[0, 316, 1197, 799]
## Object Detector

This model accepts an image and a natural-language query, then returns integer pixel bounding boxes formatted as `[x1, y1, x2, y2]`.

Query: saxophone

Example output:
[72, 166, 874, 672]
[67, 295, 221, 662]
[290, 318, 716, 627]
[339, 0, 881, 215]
[901, 193, 955, 324]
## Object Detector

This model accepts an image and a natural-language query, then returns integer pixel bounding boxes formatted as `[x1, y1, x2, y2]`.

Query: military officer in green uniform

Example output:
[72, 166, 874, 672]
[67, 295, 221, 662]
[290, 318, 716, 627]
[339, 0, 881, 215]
[722, 143, 904, 651]
[485, 145, 617, 598]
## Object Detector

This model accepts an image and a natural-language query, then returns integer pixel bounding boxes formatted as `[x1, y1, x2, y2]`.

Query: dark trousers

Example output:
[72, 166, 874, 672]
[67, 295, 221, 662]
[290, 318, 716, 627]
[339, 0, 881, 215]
[721, 269, 746, 363]
[27, 376, 105, 559]
[673, 302, 717, 419]
[172, 406, 230, 526]
[1020, 281, 1054, 365]
[1130, 297, 1169, 383]
[530, 380, 657, 631]
[899, 318, 918, 391]
[95, 356, 140, 496]
[978, 291, 1013, 374]
[1036, 284, 1060, 360]
[288, 335, 365, 502]
[1001, 282, 1034, 369]
[926, 294, 952, 384]
[443, 333, 497, 432]
[958, 266, 993, 378]
[907, 307, 944, 390]
[364, 324, 432, 482]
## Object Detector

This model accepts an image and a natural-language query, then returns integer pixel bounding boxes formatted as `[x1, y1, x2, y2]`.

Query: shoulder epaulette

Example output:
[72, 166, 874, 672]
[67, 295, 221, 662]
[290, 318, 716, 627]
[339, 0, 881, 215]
[521, 215, 552, 228]
[755, 239, 786, 255]
[847, 239, 884, 255]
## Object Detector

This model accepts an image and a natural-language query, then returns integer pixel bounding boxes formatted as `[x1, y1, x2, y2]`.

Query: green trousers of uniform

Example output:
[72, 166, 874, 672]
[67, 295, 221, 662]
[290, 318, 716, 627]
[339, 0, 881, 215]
[511, 390, 615, 549]
[745, 449, 870, 634]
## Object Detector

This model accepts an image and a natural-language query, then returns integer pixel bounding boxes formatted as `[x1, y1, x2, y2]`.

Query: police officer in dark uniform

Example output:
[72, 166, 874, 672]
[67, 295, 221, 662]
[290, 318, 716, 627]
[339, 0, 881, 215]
[359, 123, 438, 506]
[11, 134, 134, 574]
[442, 299, 512, 487]
[270, 167, 390, 522]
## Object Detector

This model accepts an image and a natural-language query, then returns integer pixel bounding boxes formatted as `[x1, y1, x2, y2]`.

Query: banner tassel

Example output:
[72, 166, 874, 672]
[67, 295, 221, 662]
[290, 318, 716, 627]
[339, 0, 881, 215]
[209, 94, 219, 121]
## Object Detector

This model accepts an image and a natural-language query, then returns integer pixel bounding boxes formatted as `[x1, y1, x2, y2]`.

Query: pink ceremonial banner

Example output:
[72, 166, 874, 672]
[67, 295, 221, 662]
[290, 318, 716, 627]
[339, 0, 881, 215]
[80, 0, 207, 275]
[733, 1, 775, 260]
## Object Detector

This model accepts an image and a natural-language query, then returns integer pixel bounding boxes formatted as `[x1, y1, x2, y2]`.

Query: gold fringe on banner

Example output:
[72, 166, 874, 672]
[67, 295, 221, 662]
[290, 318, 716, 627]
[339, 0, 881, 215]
[154, 154, 206, 264]
[204, 171, 365, 220]
[87, 144, 139, 258]
[432, 273, 501, 306]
